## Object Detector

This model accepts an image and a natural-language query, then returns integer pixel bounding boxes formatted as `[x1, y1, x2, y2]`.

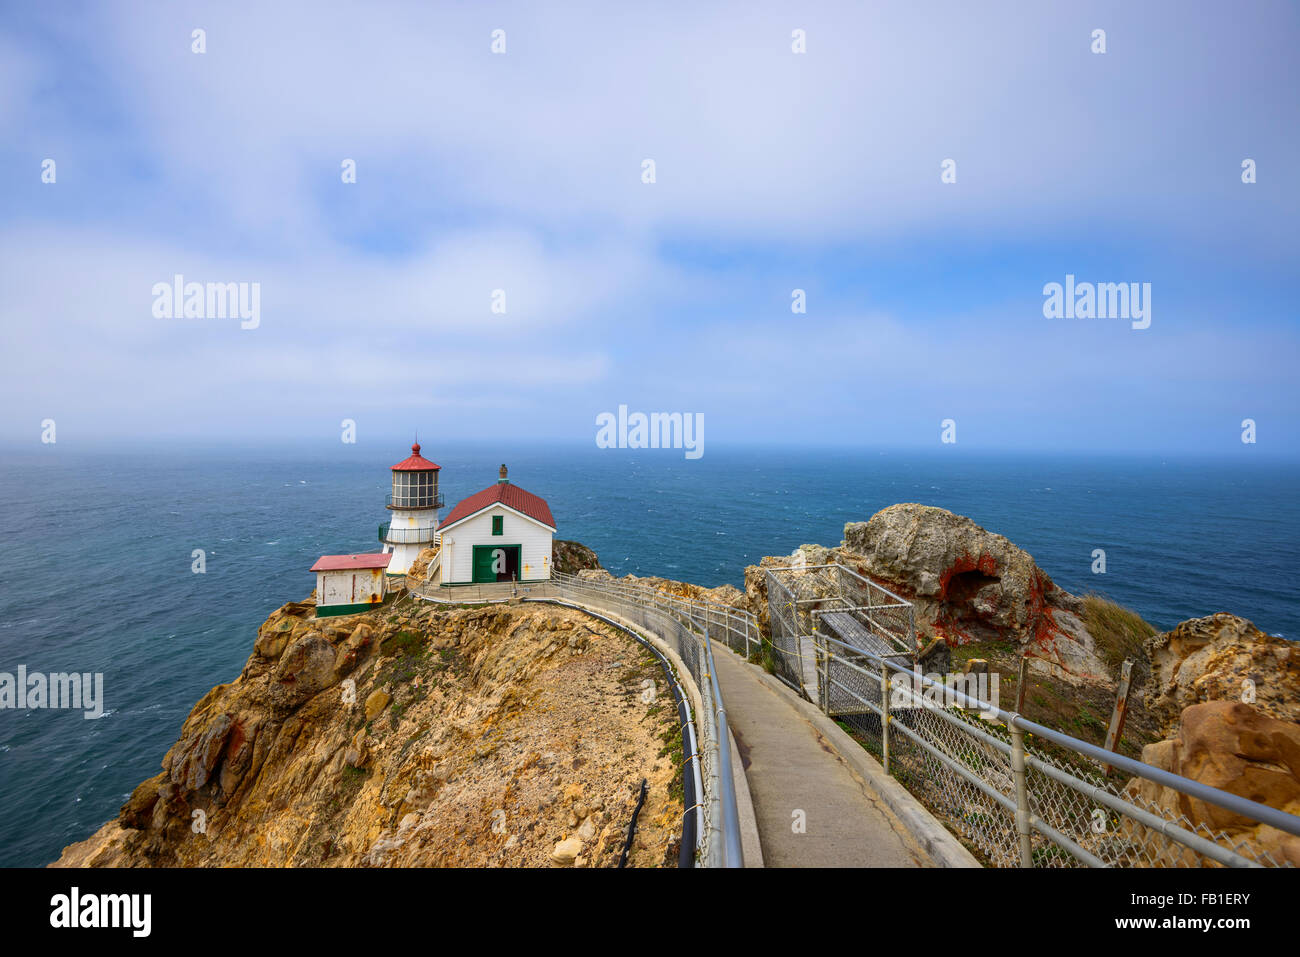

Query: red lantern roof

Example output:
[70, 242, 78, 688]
[391, 442, 440, 471]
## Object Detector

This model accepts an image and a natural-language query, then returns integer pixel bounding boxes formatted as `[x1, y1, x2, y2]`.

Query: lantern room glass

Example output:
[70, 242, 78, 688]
[391, 469, 438, 509]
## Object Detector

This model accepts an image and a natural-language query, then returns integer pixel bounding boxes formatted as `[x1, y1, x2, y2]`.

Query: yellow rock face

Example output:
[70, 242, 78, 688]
[364, 690, 391, 721]
[1145, 613, 1300, 736]
[50, 599, 683, 869]
[1123, 700, 1300, 867]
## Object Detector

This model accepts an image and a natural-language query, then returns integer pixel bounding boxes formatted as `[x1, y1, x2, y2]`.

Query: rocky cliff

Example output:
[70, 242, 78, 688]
[1119, 612, 1300, 865]
[1124, 700, 1300, 866]
[552, 539, 603, 575]
[1145, 613, 1300, 736]
[738, 504, 1110, 683]
[52, 507, 1300, 869]
[53, 598, 683, 868]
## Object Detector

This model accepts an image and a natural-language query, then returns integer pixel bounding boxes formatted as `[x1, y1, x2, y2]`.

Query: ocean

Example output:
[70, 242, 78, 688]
[0, 443, 1295, 867]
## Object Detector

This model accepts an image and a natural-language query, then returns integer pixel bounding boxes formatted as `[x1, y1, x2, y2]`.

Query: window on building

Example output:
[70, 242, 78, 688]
[492, 515, 503, 535]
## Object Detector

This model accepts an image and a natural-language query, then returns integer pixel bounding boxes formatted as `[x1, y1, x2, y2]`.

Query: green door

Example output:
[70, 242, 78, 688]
[472, 545, 497, 583]
[472, 545, 521, 583]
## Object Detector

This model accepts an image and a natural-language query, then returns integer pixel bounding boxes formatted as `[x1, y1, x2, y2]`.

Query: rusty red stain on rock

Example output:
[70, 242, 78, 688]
[937, 551, 999, 601]
[225, 719, 248, 756]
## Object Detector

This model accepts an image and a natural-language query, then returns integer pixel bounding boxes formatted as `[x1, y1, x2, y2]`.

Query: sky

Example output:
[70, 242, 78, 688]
[0, 1, 1297, 456]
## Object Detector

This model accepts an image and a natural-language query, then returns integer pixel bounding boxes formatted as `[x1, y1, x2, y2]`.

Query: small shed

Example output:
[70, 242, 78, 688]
[310, 553, 392, 617]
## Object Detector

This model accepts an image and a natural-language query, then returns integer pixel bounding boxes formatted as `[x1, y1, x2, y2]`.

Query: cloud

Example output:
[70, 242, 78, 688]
[0, 226, 622, 438]
[13, 1, 1298, 245]
[0, 1, 1296, 452]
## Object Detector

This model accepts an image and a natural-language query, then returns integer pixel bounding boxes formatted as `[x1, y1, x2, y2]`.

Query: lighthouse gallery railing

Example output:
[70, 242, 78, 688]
[378, 522, 438, 545]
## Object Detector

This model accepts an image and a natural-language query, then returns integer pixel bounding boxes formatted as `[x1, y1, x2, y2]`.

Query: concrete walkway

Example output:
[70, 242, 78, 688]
[712, 647, 938, 868]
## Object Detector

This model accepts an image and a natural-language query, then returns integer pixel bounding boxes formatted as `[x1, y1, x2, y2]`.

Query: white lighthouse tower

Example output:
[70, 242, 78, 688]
[379, 442, 443, 577]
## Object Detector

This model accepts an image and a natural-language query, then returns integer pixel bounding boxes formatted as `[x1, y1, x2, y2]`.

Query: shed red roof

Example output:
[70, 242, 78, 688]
[311, 553, 393, 572]
[391, 443, 440, 471]
[439, 482, 556, 531]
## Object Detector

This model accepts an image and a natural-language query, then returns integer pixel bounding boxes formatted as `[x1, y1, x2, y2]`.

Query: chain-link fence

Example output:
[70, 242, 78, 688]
[766, 562, 916, 700]
[413, 563, 1300, 868]
[548, 572, 760, 660]
[766, 564, 1300, 868]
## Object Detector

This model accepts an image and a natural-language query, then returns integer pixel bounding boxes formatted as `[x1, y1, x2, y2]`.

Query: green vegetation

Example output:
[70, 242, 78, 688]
[748, 637, 779, 675]
[657, 724, 685, 803]
[436, 647, 464, 677]
[375, 627, 460, 690]
[1031, 842, 1069, 866]
[380, 629, 425, 657]
[341, 765, 367, 788]
[380, 652, 422, 686]
[1071, 706, 1107, 737]
[1081, 592, 1157, 685]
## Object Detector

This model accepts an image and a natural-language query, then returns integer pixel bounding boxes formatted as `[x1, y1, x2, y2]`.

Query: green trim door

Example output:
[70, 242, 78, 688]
[472, 544, 521, 583]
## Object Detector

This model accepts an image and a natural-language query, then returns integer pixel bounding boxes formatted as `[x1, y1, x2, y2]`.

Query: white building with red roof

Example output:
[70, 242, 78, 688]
[379, 442, 444, 576]
[310, 552, 392, 617]
[436, 464, 556, 585]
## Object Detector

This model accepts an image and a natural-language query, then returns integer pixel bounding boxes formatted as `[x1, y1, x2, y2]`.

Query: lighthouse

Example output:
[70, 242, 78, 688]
[379, 442, 443, 576]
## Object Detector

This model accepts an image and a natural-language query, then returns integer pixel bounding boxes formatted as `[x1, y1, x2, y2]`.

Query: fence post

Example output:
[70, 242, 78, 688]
[879, 661, 891, 775]
[1010, 723, 1033, 867]
[818, 637, 830, 713]
[1015, 655, 1029, 714]
[1101, 659, 1134, 776]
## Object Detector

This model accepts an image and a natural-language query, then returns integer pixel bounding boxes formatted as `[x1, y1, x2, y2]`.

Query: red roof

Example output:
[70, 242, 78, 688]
[391, 443, 440, 471]
[439, 481, 556, 531]
[311, 553, 393, 572]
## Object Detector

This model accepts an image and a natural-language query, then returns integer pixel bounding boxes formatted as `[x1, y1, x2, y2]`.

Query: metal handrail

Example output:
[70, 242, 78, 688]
[819, 630, 1298, 864]
[406, 569, 749, 866]
[552, 571, 759, 640]
[766, 562, 1300, 868]
[543, 571, 749, 866]
[866, 640, 1297, 867]
[704, 636, 744, 866]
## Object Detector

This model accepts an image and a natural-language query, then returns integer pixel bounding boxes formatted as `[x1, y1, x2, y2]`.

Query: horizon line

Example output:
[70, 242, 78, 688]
[1, 438, 1297, 462]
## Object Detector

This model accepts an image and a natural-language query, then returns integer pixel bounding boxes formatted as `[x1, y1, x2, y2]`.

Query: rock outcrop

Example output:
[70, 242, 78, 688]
[622, 574, 744, 609]
[552, 540, 602, 575]
[841, 505, 1104, 679]
[1123, 701, 1300, 866]
[574, 566, 743, 609]
[406, 546, 439, 584]
[52, 597, 682, 868]
[737, 505, 1109, 683]
[1145, 613, 1300, 737]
